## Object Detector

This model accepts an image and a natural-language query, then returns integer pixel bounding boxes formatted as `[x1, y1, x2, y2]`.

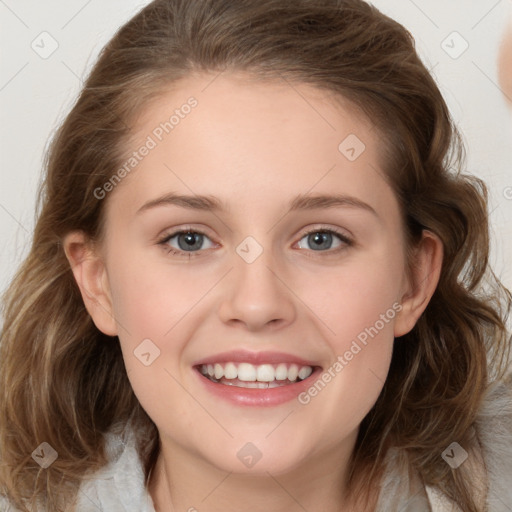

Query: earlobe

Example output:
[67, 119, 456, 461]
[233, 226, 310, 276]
[63, 231, 118, 336]
[394, 231, 444, 338]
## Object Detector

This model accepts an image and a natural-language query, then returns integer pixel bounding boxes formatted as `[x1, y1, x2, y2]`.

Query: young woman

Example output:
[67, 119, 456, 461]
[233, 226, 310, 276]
[1, 0, 511, 510]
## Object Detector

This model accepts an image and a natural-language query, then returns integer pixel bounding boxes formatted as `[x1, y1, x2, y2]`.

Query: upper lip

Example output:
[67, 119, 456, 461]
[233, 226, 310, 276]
[193, 350, 321, 368]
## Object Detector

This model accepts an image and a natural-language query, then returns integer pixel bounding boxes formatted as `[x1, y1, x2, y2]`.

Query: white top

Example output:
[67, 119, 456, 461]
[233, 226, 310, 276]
[2, 380, 512, 511]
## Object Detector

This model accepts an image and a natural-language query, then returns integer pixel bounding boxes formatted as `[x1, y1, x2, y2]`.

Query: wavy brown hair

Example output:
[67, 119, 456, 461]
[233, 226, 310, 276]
[1, 0, 511, 510]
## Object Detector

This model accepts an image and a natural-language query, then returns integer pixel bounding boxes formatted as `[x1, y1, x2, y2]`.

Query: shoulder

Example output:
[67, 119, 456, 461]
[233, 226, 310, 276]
[0, 421, 156, 512]
[376, 376, 512, 511]
[75, 420, 156, 512]
[473, 377, 512, 509]
[427, 378, 512, 510]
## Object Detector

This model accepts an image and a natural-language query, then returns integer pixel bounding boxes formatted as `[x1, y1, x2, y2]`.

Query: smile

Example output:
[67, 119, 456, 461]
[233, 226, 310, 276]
[198, 362, 314, 388]
[193, 350, 323, 406]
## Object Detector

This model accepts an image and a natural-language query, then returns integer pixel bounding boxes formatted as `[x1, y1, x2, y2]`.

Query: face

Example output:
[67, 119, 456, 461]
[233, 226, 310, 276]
[70, 72, 436, 478]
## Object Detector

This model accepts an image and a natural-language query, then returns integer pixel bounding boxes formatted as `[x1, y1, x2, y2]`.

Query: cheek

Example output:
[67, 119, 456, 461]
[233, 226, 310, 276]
[293, 248, 403, 422]
[107, 246, 215, 341]
[106, 250, 206, 428]
[299, 246, 404, 349]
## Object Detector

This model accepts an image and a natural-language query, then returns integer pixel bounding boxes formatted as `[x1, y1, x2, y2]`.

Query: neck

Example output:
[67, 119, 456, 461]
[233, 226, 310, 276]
[148, 434, 378, 512]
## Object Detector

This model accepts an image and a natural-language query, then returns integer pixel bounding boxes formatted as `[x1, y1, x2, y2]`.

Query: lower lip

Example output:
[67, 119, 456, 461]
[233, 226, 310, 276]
[194, 367, 323, 407]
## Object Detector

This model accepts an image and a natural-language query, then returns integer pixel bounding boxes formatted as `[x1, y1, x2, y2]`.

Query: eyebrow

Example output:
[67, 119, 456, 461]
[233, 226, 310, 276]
[136, 191, 378, 217]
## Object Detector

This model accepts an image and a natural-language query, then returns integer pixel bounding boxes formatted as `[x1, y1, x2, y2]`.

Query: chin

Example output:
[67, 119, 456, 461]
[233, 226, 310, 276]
[208, 451, 309, 477]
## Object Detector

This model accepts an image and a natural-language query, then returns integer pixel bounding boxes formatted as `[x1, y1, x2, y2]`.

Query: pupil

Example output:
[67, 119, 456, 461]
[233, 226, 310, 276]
[309, 232, 331, 250]
[179, 232, 202, 251]
[176, 232, 333, 252]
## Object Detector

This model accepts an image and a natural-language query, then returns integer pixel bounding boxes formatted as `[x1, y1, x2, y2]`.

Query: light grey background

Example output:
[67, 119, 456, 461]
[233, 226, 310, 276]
[1, 0, 511, 299]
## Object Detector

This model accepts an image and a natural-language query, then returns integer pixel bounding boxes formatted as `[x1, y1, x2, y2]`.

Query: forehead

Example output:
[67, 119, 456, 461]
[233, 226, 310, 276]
[107, 72, 396, 220]
[131, 71, 377, 150]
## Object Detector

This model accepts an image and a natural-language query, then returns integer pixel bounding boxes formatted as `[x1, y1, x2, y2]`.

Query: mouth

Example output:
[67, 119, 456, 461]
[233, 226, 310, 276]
[192, 350, 323, 406]
[196, 362, 317, 389]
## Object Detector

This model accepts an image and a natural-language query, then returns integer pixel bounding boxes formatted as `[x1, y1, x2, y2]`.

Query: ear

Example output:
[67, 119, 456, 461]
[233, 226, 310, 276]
[63, 231, 118, 336]
[394, 230, 443, 337]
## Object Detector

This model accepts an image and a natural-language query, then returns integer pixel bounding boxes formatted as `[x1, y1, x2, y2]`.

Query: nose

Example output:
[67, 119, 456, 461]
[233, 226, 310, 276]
[217, 243, 297, 332]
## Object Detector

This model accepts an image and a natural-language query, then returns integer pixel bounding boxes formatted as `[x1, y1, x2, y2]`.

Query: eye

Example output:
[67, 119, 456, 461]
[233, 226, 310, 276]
[157, 226, 353, 259]
[158, 229, 216, 257]
[295, 228, 353, 253]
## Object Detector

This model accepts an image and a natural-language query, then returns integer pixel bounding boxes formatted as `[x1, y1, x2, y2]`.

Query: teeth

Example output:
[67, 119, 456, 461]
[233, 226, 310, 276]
[275, 363, 288, 380]
[288, 364, 299, 381]
[224, 380, 286, 389]
[214, 363, 223, 380]
[199, 362, 314, 383]
[237, 363, 257, 382]
[298, 366, 313, 380]
[224, 362, 237, 379]
[256, 364, 275, 382]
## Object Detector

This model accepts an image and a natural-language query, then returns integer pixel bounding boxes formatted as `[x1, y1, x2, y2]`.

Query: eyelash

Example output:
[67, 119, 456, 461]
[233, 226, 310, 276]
[157, 226, 353, 259]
